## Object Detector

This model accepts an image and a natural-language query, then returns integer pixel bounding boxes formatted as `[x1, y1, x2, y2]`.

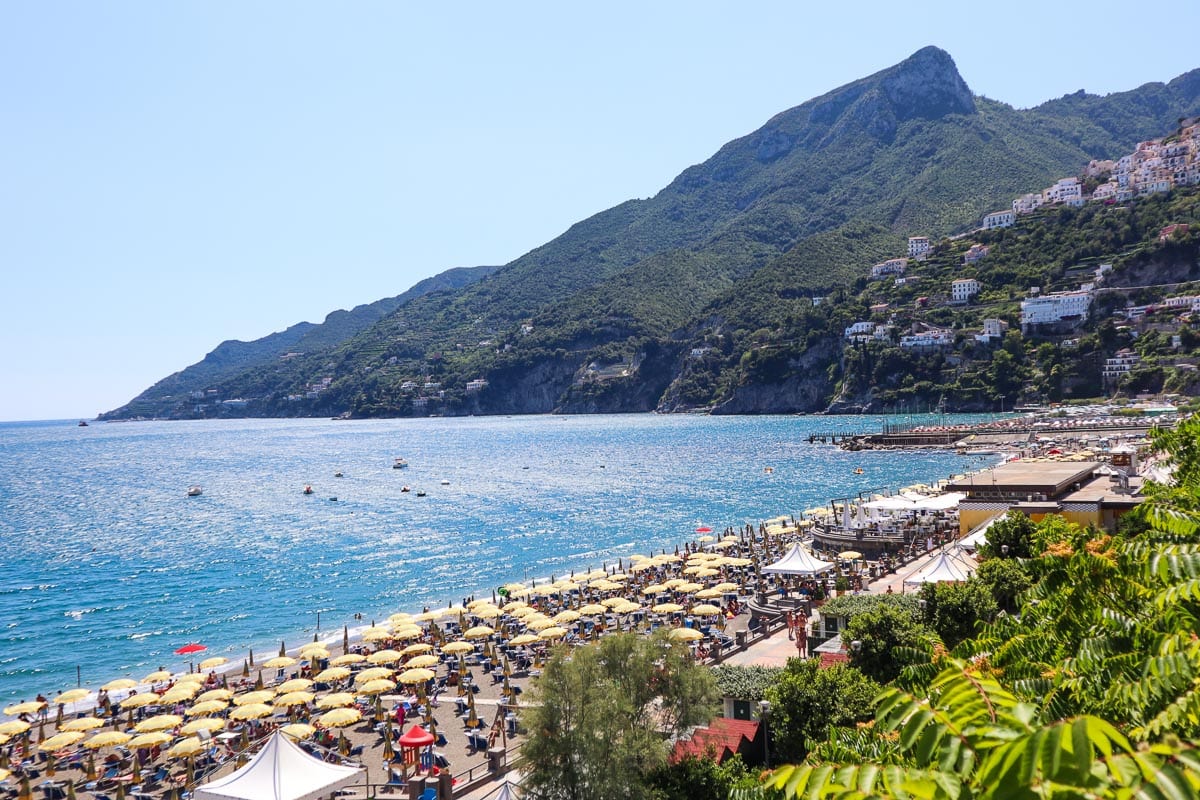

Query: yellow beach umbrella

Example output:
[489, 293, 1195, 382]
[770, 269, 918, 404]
[508, 634, 539, 647]
[695, 588, 722, 599]
[360, 627, 392, 642]
[195, 688, 234, 703]
[397, 668, 435, 685]
[0, 768, 9, 782]
[669, 628, 704, 642]
[158, 685, 200, 705]
[316, 707, 361, 728]
[229, 703, 273, 721]
[83, 731, 131, 749]
[314, 667, 352, 683]
[134, 714, 182, 733]
[180, 718, 225, 735]
[538, 627, 568, 640]
[525, 618, 555, 631]
[366, 650, 403, 665]
[401, 643, 433, 655]
[552, 610, 580, 624]
[280, 723, 316, 740]
[273, 692, 316, 707]
[691, 604, 723, 616]
[356, 679, 395, 696]
[127, 732, 171, 749]
[713, 582, 739, 592]
[404, 655, 439, 669]
[185, 700, 228, 717]
[142, 671, 172, 684]
[56, 689, 91, 705]
[101, 681, 137, 695]
[440, 641, 474, 655]
[578, 604, 607, 616]
[262, 656, 296, 669]
[463, 626, 495, 639]
[167, 738, 207, 759]
[331, 653, 365, 666]
[391, 627, 424, 641]
[3, 701, 44, 717]
[199, 656, 229, 671]
[641, 585, 667, 595]
[39, 731, 85, 751]
[354, 667, 393, 684]
[233, 690, 275, 706]
[118, 693, 160, 710]
[276, 678, 313, 694]
[60, 717, 105, 733]
[652, 603, 684, 614]
[315, 693, 356, 709]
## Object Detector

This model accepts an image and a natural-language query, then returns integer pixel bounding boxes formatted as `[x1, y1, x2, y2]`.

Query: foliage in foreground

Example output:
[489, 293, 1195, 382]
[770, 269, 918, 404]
[517, 630, 719, 800]
[735, 415, 1200, 798]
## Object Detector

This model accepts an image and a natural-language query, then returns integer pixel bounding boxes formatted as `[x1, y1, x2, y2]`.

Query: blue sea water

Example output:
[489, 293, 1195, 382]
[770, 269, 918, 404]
[0, 413, 995, 705]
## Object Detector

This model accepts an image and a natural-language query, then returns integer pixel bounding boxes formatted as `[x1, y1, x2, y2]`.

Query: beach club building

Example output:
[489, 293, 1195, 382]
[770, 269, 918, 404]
[947, 461, 1144, 535]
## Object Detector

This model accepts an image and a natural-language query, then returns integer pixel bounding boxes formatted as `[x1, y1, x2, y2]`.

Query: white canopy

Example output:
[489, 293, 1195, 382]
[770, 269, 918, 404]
[762, 543, 835, 576]
[903, 550, 973, 586]
[195, 731, 364, 800]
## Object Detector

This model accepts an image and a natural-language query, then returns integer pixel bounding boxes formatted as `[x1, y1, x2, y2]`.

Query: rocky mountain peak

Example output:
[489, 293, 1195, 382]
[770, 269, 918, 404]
[879, 45, 976, 121]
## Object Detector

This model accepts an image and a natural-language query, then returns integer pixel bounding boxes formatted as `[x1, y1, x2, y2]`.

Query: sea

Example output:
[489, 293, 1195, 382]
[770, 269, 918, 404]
[0, 413, 999, 707]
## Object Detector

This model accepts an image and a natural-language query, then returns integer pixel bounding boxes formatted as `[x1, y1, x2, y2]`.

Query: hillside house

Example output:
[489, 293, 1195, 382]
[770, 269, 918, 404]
[465, 379, 489, 393]
[982, 210, 1014, 229]
[1160, 223, 1191, 241]
[951, 278, 980, 303]
[1043, 177, 1083, 206]
[1103, 349, 1140, 382]
[974, 318, 1009, 344]
[871, 257, 908, 278]
[908, 236, 932, 260]
[963, 244, 989, 264]
[900, 326, 953, 349]
[1013, 193, 1043, 215]
[1021, 288, 1094, 328]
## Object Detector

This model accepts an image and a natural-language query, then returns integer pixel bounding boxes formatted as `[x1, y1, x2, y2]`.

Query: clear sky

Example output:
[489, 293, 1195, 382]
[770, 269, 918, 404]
[2, 1, 1198, 422]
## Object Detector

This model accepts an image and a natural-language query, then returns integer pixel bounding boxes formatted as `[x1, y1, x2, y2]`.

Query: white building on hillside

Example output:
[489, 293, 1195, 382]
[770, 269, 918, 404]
[1013, 193, 1043, 215]
[975, 318, 1009, 344]
[1102, 349, 1140, 382]
[1020, 288, 1094, 327]
[871, 257, 908, 278]
[900, 328, 953, 349]
[908, 236, 931, 260]
[1043, 177, 1083, 206]
[982, 210, 1014, 229]
[951, 278, 980, 303]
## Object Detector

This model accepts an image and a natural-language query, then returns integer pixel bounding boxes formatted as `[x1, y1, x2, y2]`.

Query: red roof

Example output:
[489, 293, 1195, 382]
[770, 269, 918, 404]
[819, 652, 849, 668]
[671, 717, 761, 764]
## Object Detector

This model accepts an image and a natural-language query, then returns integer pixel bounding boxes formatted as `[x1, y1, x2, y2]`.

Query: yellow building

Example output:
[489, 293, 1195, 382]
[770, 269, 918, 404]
[948, 461, 1143, 535]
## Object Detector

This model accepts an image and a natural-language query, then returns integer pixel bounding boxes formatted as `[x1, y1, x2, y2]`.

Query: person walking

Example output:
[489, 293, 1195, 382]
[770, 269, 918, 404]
[785, 610, 795, 640]
[795, 611, 809, 658]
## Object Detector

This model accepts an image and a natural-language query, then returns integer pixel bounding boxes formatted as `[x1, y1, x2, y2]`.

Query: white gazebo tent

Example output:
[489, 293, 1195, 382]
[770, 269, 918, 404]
[762, 543, 835, 577]
[903, 550, 974, 587]
[195, 731, 365, 800]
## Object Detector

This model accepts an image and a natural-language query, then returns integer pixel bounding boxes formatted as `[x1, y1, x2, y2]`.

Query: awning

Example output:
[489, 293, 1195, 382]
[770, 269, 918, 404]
[761, 543, 835, 576]
[194, 731, 364, 800]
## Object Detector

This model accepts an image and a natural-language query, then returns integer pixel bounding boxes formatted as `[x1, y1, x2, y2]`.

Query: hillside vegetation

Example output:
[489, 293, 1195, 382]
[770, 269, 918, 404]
[101, 48, 1200, 420]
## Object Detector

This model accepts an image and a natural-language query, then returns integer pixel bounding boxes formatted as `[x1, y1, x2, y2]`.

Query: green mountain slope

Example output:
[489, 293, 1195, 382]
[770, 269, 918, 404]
[105, 48, 1200, 420]
[101, 264, 498, 419]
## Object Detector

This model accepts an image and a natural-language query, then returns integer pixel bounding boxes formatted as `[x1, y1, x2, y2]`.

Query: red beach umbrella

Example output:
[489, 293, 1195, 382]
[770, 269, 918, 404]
[174, 643, 207, 656]
[695, 526, 712, 534]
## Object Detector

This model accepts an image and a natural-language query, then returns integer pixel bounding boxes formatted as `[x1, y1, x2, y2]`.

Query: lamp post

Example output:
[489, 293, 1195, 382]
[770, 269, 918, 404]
[759, 700, 771, 769]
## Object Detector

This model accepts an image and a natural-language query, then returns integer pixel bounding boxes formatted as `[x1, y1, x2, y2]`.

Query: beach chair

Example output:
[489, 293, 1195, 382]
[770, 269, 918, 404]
[419, 789, 437, 800]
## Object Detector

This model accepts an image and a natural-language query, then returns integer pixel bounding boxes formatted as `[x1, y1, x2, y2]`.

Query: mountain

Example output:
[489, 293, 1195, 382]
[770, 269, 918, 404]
[102, 48, 1200, 420]
[102, 264, 498, 419]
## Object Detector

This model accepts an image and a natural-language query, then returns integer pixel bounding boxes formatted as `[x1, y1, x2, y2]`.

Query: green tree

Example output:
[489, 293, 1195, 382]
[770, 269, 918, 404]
[973, 557, 1031, 614]
[977, 511, 1039, 559]
[646, 754, 754, 800]
[844, 604, 930, 685]
[518, 631, 719, 800]
[764, 660, 880, 762]
[919, 580, 998, 650]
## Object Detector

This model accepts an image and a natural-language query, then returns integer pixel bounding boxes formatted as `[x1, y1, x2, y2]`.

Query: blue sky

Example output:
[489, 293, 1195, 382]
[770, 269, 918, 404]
[3, 1, 1198, 422]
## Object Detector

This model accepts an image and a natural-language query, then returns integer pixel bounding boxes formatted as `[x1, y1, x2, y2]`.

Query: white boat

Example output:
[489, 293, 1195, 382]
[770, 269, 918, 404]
[393, 458, 408, 469]
[187, 486, 203, 497]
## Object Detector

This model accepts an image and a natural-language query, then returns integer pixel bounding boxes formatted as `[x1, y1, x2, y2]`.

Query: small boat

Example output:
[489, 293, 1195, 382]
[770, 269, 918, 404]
[303, 485, 314, 495]
[77, 420, 89, 427]
[187, 486, 203, 497]
[393, 458, 408, 469]
[440, 479, 450, 486]
[334, 471, 344, 478]
[328, 496, 338, 502]
[401, 486, 411, 493]
[853, 468, 864, 475]
[415, 490, 427, 497]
